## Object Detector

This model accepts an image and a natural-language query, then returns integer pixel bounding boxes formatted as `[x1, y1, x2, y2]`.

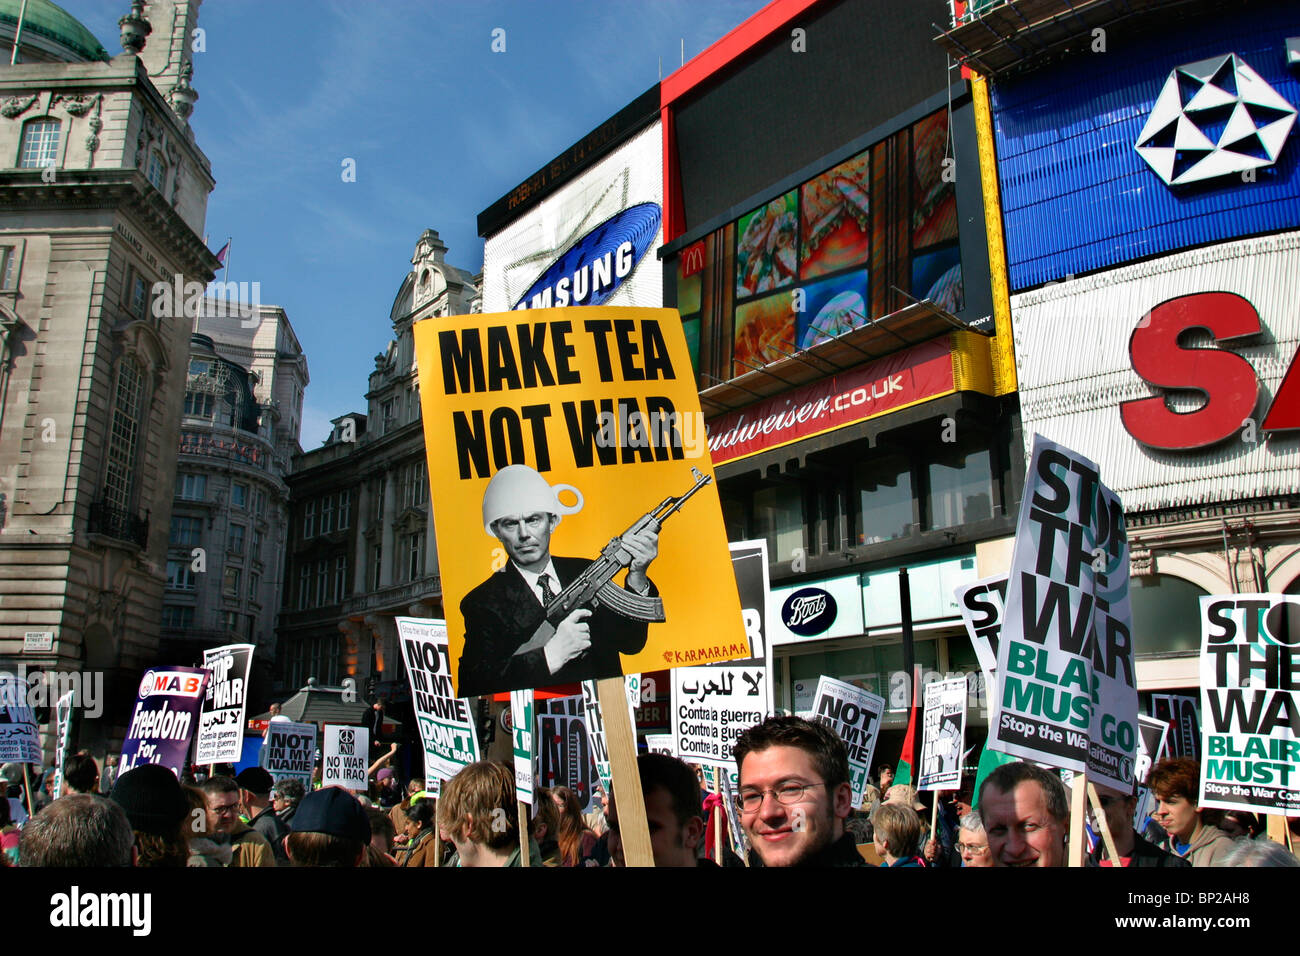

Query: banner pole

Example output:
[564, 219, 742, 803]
[598, 676, 654, 867]
[21, 763, 34, 819]
[713, 773, 723, 863]
[1265, 813, 1288, 849]
[929, 796, 939, 862]
[517, 800, 530, 866]
[1085, 781, 1118, 864]
[1068, 772, 1087, 867]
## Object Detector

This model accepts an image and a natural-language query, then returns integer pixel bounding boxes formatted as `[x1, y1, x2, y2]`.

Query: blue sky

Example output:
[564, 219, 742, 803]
[62, 0, 765, 447]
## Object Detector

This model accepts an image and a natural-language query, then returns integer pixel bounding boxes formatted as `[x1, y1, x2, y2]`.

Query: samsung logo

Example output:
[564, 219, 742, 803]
[514, 202, 661, 310]
[781, 587, 837, 636]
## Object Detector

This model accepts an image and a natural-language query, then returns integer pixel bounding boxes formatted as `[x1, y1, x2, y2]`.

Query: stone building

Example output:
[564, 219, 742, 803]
[161, 301, 306, 697]
[276, 230, 479, 705]
[0, 0, 217, 760]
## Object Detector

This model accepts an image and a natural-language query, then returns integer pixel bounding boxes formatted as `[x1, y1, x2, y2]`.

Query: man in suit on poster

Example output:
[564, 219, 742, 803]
[456, 465, 658, 698]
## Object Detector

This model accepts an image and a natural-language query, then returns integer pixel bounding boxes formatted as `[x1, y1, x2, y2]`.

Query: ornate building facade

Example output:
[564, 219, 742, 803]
[0, 0, 217, 761]
[276, 230, 479, 706]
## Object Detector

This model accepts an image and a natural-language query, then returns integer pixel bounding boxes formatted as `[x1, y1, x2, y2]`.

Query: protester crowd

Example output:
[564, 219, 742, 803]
[3, 716, 1297, 868]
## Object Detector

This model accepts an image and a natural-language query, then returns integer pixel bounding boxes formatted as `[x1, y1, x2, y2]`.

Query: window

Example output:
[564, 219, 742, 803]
[337, 491, 350, 530]
[320, 495, 334, 535]
[298, 566, 311, 610]
[183, 391, 214, 419]
[162, 605, 194, 629]
[188, 359, 211, 377]
[0, 245, 18, 290]
[231, 483, 248, 509]
[407, 532, 423, 581]
[334, 556, 348, 603]
[303, 501, 315, 538]
[228, 523, 245, 555]
[125, 267, 149, 321]
[254, 489, 266, 517]
[753, 484, 805, 568]
[19, 118, 59, 169]
[104, 359, 144, 512]
[169, 515, 202, 547]
[925, 439, 993, 530]
[316, 560, 329, 605]
[853, 453, 914, 545]
[382, 398, 397, 432]
[372, 543, 382, 591]
[251, 529, 263, 561]
[147, 150, 167, 191]
[223, 610, 241, 634]
[176, 473, 207, 500]
[223, 567, 240, 596]
[166, 561, 195, 590]
[248, 571, 260, 601]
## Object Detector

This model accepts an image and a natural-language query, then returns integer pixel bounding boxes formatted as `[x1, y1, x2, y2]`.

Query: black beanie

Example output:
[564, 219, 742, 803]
[110, 763, 190, 837]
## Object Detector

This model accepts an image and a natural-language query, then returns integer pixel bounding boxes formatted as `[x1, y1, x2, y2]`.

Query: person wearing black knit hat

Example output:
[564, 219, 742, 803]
[285, 786, 371, 867]
[110, 764, 192, 867]
[236, 766, 290, 865]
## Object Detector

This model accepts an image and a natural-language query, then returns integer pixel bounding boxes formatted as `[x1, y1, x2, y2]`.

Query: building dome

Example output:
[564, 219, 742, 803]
[0, 0, 110, 63]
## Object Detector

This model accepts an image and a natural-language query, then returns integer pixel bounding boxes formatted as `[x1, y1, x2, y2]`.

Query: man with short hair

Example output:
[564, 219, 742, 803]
[285, 787, 371, 867]
[199, 776, 276, 867]
[733, 715, 868, 867]
[456, 465, 658, 697]
[978, 761, 1070, 867]
[1088, 782, 1187, 868]
[607, 753, 708, 868]
[272, 778, 305, 828]
[236, 767, 290, 865]
[955, 810, 994, 867]
[20, 794, 134, 867]
[436, 760, 539, 867]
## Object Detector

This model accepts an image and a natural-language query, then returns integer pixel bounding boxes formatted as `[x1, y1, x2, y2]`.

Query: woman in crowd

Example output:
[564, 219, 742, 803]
[1148, 757, 1234, 867]
[872, 803, 926, 867]
[531, 787, 563, 866]
[397, 796, 438, 867]
[550, 786, 597, 866]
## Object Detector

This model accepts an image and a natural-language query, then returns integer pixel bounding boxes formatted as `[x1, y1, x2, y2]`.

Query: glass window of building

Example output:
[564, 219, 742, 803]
[104, 359, 144, 513]
[19, 118, 59, 169]
[0, 245, 18, 289]
[925, 437, 994, 530]
[316, 560, 329, 605]
[853, 453, 914, 545]
[127, 269, 149, 320]
[303, 501, 315, 538]
[1130, 574, 1209, 656]
[184, 391, 215, 419]
[162, 605, 194, 629]
[176, 473, 207, 500]
[169, 515, 202, 547]
[224, 609, 240, 633]
[320, 496, 334, 534]
[298, 566, 310, 610]
[231, 483, 248, 509]
[372, 544, 382, 591]
[248, 571, 260, 601]
[166, 561, 195, 590]
[223, 567, 240, 596]
[753, 484, 804, 566]
[147, 150, 167, 191]
[228, 523, 245, 555]
[251, 529, 263, 560]
[337, 491, 350, 530]
[407, 532, 423, 581]
[334, 556, 347, 603]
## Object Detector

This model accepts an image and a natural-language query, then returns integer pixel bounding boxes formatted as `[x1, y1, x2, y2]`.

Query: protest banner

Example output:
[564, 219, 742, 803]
[322, 724, 369, 791]
[809, 676, 885, 807]
[956, 575, 1007, 697]
[395, 618, 481, 784]
[0, 672, 40, 763]
[671, 665, 770, 769]
[1199, 593, 1300, 814]
[51, 689, 75, 799]
[727, 539, 772, 679]
[1135, 714, 1169, 786]
[263, 720, 317, 786]
[1150, 693, 1200, 760]
[510, 689, 535, 805]
[536, 701, 598, 811]
[195, 643, 253, 766]
[644, 734, 673, 755]
[581, 675, 639, 797]
[992, 435, 1139, 792]
[119, 667, 209, 776]
[410, 306, 745, 699]
[919, 676, 967, 791]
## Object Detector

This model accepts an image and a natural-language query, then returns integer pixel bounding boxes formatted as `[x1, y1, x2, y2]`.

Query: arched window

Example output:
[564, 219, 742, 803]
[104, 357, 144, 512]
[147, 149, 167, 191]
[19, 118, 60, 168]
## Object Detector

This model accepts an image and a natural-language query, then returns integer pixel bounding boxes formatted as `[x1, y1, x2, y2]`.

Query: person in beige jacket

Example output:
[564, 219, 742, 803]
[1148, 758, 1234, 867]
[199, 776, 277, 867]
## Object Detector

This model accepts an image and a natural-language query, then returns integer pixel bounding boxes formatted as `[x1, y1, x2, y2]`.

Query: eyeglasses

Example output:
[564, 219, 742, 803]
[734, 782, 827, 813]
[958, 842, 988, 854]
[494, 513, 550, 534]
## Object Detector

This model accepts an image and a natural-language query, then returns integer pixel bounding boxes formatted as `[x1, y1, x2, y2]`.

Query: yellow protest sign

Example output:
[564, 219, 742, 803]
[413, 306, 747, 698]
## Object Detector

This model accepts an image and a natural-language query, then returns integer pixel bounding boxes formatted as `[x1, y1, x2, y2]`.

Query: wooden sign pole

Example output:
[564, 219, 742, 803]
[712, 773, 724, 862]
[1068, 773, 1087, 867]
[929, 796, 940, 861]
[1266, 812, 1289, 850]
[21, 763, 35, 819]
[517, 800, 530, 866]
[432, 829, 442, 868]
[597, 676, 654, 867]
[1085, 781, 1118, 864]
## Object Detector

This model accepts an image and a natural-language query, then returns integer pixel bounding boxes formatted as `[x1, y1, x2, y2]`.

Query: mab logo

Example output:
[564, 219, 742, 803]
[1121, 292, 1300, 449]
[138, 670, 205, 699]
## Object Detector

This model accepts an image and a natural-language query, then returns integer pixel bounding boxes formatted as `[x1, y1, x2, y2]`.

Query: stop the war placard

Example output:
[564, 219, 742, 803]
[195, 643, 253, 765]
[992, 435, 1138, 791]
[536, 700, 598, 812]
[396, 618, 481, 783]
[809, 676, 885, 807]
[323, 724, 368, 791]
[119, 666, 209, 777]
[0, 673, 40, 763]
[919, 676, 967, 791]
[263, 720, 317, 785]
[411, 306, 745, 698]
[1199, 594, 1299, 814]
[672, 665, 770, 769]
[956, 575, 1007, 699]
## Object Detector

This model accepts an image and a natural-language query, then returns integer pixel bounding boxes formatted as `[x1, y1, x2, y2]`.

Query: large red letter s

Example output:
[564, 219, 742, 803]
[1121, 292, 1261, 450]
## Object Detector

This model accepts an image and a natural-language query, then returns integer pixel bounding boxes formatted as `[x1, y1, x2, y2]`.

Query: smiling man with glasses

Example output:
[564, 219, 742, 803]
[732, 716, 868, 867]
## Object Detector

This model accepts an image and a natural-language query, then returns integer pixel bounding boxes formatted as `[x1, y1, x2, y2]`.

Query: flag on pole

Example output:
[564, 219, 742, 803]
[214, 241, 230, 265]
[895, 701, 917, 786]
